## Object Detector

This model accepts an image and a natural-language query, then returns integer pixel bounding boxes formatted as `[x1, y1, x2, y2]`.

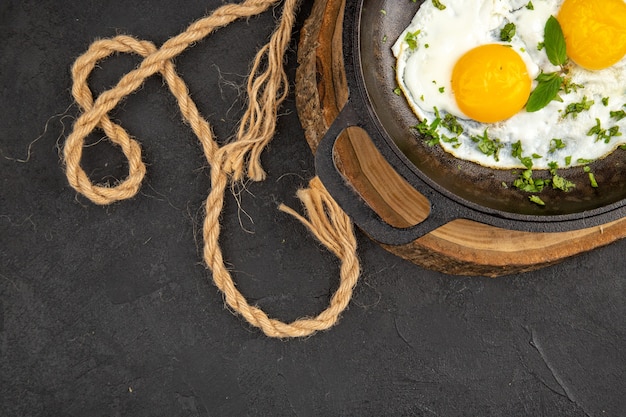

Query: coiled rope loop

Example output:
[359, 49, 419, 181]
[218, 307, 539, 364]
[63, 0, 360, 338]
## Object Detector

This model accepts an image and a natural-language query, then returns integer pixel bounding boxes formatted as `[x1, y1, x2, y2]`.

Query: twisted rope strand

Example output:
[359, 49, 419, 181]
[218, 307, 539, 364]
[63, 0, 360, 338]
[225, 0, 298, 182]
[65, 0, 280, 203]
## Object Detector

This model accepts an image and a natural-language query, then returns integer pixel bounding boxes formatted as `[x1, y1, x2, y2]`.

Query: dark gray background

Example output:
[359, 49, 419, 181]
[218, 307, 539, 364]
[1, 1, 624, 416]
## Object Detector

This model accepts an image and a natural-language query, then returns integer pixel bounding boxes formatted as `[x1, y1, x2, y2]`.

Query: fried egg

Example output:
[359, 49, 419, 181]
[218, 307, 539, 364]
[392, 0, 626, 170]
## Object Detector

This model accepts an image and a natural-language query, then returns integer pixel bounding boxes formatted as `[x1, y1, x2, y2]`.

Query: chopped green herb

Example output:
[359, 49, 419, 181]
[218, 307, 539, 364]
[471, 130, 503, 161]
[552, 173, 575, 192]
[548, 161, 558, 173]
[587, 118, 621, 143]
[563, 96, 594, 119]
[511, 140, 523, 159]
[404, 30, 420, 50]
[413, 107, 442, 146]
[589, 172, 598, 188]
[511, 140, 533, 169]
[442, 114, 464, 136]
[549, 138, 566, 153]
[513, 164, 574, 196]
[393, 87, 402, 96]
[565, 155, 572, 165]
[500, 23, 516, 42]
[529, 195, 546, 206]
[432, 0, 446, 10]
[583, 166, 599, 188]
[438, 86, 445, 93]
[380, 9, 387, 15]
[526, 1, 534, 10]
[562, 78, 583, 94]
[548, 162, 575, 193]
[611, 110, 626, 120]
[441, 134, 461, 148]
[610, 106, 626, 121]
[513, 169, 547, 193]
[602, 97, 610, 106]
[519, 156, 534, 169]
[382, 35, 388, 43]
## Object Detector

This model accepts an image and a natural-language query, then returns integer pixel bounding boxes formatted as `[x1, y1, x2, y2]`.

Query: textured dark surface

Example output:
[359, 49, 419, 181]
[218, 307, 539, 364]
[1, 1, 625, 416]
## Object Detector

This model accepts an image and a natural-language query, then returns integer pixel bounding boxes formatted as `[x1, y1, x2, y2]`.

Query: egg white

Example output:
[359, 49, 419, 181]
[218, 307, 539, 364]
[393, 0, 626, 170]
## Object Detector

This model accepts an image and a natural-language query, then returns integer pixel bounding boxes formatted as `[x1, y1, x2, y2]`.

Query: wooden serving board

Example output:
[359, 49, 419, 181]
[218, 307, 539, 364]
[294, 0, 626, 277]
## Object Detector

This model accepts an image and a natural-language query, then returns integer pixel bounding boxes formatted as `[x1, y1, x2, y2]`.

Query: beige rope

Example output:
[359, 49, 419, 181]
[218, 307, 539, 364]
[62, 0, 360, 338]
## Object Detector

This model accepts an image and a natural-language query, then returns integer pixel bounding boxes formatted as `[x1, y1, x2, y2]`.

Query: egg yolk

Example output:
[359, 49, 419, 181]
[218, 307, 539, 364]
[451, 44, 531, 123]
[558, 0, 626, 70]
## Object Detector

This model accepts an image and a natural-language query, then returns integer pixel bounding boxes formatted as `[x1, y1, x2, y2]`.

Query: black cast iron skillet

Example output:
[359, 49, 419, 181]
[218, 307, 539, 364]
[315, 0, 626, 245]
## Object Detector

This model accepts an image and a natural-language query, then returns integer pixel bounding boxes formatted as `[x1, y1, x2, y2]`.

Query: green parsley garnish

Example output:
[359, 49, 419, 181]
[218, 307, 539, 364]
[549, 138, 566, 153]
[551, 174, 575, 192]
[587, 118, 622, 143]
[432, 0, 446, 10]
[441, 134, 461, 148]
[563, 96, 594, 119]
[404, 30, 420, 50]
[610, 105, 626, 121]
[511, 140, 523, 159]
[442, 114, 464, 136]
[561, 78, 583, 94]
[413, 107, 442, 146]
[589, 172, 599, 188]
[511, 140, 533, 169]
[500, 23, 516, 42]
[471, 130, 503, 161]
[526, 1, 534, 10]
[548, 163, 575, 192]
[514, 169, 546, 193]
[529, 195, 546, 206]
[583, 166, 598, 188]
[510, 148, 575, 197]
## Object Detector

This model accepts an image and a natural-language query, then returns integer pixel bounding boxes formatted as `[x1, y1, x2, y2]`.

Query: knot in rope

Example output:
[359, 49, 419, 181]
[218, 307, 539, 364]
[62, 0, 360, 338]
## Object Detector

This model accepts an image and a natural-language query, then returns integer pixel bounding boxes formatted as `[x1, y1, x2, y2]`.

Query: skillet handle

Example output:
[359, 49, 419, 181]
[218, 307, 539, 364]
[315, 101, 461, 246]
